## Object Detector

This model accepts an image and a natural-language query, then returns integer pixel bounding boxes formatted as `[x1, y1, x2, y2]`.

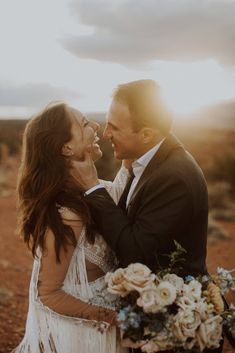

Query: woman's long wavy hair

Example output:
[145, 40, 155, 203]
[17, 102, 94, 262]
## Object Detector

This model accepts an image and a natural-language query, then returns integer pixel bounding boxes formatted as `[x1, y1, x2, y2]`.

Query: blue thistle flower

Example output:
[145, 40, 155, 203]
[185, 275, 195, 282]
[117, 310, 128, 323]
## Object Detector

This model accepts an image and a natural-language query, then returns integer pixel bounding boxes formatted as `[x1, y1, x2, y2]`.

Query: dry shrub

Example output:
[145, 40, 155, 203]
[208, 214, 230, 243]
[0, 119, 26, 155]
[208, 182, 232, 209]
[208, 153, 235, 191]
[0, 167, 11, 197]
[0, 143, 10, 165]
[210, 209, 235, 223]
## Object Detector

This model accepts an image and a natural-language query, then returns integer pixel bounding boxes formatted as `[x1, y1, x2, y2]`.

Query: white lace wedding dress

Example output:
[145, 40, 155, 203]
[13, 167, 129, 353]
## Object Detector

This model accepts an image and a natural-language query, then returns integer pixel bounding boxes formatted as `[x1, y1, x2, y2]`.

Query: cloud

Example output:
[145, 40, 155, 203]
[0, 82, 79, 107]
[62, 0, 235, 67]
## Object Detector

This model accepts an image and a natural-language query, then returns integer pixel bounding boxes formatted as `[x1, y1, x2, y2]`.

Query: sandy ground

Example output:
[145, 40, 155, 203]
[0, 191, 235, 353]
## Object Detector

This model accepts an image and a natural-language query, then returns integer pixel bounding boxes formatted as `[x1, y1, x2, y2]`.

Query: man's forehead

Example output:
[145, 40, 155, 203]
[110, 98, 129, 113]
[106, 99, 131, 123]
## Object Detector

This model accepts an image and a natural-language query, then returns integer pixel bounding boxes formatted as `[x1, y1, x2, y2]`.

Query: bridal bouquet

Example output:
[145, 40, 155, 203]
[105, 242, 235, 352]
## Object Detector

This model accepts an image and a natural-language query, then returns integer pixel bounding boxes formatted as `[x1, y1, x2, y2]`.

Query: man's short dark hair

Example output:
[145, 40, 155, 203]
[112, 79, 172, 134]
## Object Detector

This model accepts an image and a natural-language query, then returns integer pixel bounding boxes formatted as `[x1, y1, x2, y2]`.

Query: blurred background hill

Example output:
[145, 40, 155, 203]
[1, 97, 235, 180]
[188, 99, 235, 130]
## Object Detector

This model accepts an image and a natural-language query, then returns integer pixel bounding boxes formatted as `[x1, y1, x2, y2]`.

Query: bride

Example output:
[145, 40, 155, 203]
[13, 102, 129, 353]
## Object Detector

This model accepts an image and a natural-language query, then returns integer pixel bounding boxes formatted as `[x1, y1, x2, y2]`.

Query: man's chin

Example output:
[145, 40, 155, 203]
[113, 150, 122, 160]
[114, 149, 127, 160]
[92, 149, 103, 162]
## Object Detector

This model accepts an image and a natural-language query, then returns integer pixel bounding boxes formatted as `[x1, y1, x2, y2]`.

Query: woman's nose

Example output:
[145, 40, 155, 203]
[92, 121, 100, 132]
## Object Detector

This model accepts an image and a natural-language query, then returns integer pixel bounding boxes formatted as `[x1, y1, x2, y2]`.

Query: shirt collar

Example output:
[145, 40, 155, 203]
[133, 138, 165, 170]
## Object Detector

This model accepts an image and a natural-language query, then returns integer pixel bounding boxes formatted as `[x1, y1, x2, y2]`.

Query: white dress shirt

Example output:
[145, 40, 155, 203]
[126, 139, 165, 207]
[85, 139, 165, 203]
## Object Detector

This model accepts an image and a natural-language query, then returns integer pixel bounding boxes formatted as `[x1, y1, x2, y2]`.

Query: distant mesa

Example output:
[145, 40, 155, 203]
[186, 99, 235, 130]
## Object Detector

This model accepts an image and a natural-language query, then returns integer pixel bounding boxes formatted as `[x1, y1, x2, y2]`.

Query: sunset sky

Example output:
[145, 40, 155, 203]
[0, 0, 235, 118]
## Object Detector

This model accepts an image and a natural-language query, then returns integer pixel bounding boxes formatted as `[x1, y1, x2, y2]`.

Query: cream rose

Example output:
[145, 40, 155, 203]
[194, 299, 209, 321]
[173, 309, 201, 340]
[163, 273, 184, 293]
[137, 287, 163, 313]
[141, 340, 159, 353]
[176, 295, 197, 311]
[183, 280, 202, 301]
[123, 263, 155, 292]
[105, 268, 130, 297]
[177, 295, 208, 318]
[196, 316, 222, 351]
[155, 281, 177, 307]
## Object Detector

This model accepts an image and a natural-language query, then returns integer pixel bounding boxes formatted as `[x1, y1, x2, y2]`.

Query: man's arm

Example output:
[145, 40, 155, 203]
[85, 173, 192, 267]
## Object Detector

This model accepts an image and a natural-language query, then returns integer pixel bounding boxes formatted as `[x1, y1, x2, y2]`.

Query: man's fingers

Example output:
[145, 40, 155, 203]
[68, 146, 98, 191]
[70, 148, 92, 167]
[76, 145, 93, 162]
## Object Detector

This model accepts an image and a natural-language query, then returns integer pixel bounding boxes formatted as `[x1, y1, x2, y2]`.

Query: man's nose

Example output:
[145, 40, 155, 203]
[103, 125, 111, 140]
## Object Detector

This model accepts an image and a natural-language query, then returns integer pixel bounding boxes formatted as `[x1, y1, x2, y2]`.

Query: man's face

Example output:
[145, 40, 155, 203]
[103, 99, 143, 160]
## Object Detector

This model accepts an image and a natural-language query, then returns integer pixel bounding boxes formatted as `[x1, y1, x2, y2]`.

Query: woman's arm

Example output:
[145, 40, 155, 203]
[38, 211, 116, 325]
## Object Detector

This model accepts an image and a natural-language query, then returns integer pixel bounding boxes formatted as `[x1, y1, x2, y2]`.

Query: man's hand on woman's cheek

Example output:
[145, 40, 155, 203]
[70, 147, 99, 191]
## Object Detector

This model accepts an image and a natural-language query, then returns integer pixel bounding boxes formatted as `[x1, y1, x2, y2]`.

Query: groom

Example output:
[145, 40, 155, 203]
[72, 79, 222, 352]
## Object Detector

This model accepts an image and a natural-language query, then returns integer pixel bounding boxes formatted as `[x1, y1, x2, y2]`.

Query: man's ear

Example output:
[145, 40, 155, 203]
[61, 144, 74, 156]
[140, 128, 155, 144]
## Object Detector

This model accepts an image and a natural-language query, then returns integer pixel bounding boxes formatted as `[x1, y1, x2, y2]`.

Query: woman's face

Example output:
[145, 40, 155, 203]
[62, 108, 102, 161]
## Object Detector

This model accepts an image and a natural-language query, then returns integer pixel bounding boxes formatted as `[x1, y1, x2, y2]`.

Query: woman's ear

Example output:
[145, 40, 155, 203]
[61, 144, 74, 156]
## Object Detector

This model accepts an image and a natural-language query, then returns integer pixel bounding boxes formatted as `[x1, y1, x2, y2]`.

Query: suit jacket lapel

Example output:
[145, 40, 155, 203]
[127, 133, 184, 210]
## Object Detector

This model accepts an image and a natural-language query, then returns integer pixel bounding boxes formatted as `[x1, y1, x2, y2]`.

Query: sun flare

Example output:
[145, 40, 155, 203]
[152, 60, 235, 118]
